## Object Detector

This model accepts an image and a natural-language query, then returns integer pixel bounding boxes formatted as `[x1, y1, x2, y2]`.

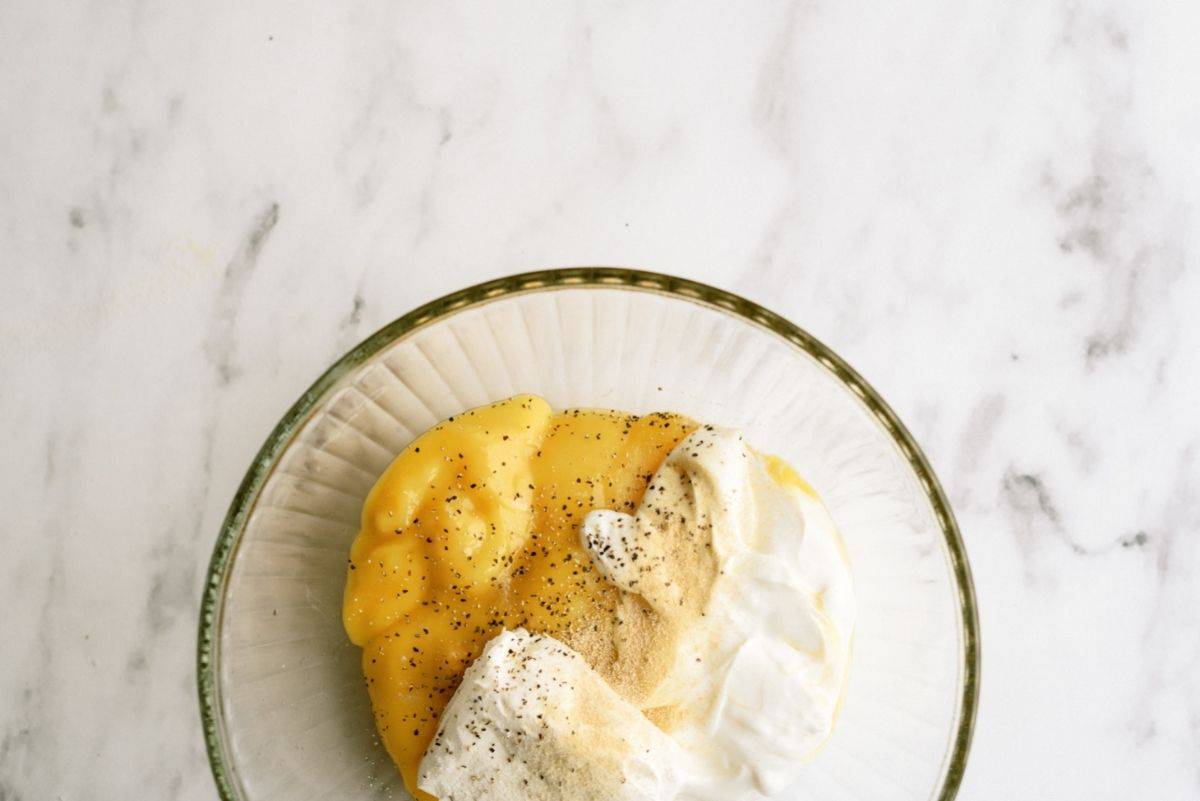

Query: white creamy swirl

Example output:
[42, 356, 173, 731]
[418, 628, 685, 801]
[581, 427, 855, 797]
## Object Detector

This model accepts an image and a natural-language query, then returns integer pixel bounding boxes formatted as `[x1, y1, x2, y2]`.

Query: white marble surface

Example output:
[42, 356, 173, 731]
[2, 2, 1198, 799]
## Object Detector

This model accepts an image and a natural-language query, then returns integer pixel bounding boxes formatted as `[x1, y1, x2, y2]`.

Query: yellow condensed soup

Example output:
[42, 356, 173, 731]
[342, 395, 694, 799]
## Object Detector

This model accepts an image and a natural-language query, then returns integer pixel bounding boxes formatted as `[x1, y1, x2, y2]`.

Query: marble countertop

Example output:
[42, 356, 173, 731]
[2, 2, 1198, 799]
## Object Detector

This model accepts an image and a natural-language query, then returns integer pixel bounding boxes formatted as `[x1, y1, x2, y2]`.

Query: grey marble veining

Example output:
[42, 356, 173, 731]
[1, 1, 1198, 799]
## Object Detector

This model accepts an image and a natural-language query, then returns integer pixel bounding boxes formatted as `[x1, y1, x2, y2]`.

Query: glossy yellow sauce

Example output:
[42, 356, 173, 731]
[762, 453, 818, 498]
[342, 395, 694, 799]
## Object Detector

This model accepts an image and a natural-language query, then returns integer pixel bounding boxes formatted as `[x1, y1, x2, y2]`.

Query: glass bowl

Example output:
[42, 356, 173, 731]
[198, 268, 978, 801]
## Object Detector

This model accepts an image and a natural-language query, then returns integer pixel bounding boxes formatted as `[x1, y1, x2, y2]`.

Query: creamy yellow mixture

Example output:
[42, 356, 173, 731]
[343, 395, 694, 799]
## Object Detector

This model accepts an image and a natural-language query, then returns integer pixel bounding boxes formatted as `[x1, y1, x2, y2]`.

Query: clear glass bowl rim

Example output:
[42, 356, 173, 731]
[197, 266, 980, 801]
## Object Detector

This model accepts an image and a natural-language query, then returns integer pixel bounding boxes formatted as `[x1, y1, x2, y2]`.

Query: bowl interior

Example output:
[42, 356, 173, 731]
[202, 275, 976, 801]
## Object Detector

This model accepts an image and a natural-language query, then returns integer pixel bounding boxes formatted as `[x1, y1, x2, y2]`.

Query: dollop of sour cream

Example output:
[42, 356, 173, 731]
[418, 628, 685, 801]
[582, 426, 856, 798]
